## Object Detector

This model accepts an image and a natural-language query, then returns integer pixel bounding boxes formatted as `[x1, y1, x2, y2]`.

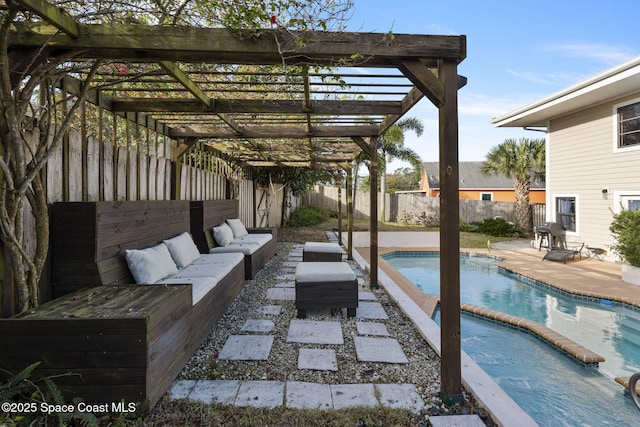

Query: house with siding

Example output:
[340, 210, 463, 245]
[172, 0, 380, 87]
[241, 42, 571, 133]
[492, 56, 640, 260]
[420, 161, 546, 203]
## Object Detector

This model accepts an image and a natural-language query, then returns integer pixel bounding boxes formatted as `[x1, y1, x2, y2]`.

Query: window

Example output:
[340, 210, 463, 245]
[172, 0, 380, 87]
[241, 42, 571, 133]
[617, 101, 640, 149]
[480, 193, 493, 201]
[556, 196, 576, 232]
[621, 195, 640, 211]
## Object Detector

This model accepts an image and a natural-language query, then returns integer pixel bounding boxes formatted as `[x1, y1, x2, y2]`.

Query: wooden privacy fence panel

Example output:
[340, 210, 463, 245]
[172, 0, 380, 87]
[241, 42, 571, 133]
[303, 186, 520, 224]
[180, 164, 227, 202]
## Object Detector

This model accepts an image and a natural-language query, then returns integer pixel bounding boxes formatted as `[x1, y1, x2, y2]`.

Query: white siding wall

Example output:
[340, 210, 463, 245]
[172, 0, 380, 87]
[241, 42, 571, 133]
[548, 93, 640, 259]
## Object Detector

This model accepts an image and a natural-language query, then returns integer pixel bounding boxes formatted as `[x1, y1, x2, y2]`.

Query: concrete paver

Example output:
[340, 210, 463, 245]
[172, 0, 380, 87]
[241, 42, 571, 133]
[217, 335, 274, 360]
[286, 319, 344, 344]
[240, 319, 274, 333]
[255, 305, 282, 316]
[266, 287, 295, 300]
[356, 301, 389, 319]
[356, 321, 390, 336]
[285, 381, 333, 410]
[297, 348, 338, 371]
[330, 384, 378, 409]
[354, 337, 408, 363]
[236, 380, 284, 408]
[375, 384, 425, 412]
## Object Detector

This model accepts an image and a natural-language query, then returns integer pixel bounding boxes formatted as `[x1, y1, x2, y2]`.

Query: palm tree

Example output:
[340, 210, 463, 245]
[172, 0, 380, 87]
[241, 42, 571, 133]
[482, 137, 545, 233]
[379, 117, 424, 220]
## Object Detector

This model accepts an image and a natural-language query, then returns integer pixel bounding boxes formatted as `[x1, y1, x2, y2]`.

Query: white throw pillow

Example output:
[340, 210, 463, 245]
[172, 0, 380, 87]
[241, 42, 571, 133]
[163, 232, 201, 269]
[125, 243, 178, 284]
[213, 223, 234, 247]
[226, 218, 248, 238]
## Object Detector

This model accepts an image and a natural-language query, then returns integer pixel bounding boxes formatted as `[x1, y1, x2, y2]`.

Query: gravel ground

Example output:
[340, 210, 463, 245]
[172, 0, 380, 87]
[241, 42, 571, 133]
[174, 241, 493, 423]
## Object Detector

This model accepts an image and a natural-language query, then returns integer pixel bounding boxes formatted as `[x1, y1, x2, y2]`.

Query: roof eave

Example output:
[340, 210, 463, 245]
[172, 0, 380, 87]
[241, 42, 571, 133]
[492, 55, 640, 128]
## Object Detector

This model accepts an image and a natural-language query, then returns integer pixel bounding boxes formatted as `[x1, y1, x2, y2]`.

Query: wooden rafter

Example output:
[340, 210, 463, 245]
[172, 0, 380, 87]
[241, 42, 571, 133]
[14, 0, 79, 38]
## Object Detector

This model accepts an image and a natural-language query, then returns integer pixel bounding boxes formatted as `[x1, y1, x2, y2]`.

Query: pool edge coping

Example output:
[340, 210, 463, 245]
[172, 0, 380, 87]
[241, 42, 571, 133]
[350, 247, 539, 427]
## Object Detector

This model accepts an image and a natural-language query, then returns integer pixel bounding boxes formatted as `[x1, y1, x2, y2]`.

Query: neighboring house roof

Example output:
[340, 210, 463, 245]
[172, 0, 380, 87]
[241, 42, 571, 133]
[492, 55, 640, 128]
[423, 161, 545, 190]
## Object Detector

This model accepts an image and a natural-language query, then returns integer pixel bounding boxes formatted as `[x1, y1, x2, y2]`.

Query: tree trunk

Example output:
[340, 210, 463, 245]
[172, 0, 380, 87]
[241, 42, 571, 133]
[514, 177, 532, 233]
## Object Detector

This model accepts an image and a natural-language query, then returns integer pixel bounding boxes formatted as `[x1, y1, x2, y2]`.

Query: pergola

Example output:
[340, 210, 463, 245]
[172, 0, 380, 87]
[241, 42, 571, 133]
[8, 0, 467, 403]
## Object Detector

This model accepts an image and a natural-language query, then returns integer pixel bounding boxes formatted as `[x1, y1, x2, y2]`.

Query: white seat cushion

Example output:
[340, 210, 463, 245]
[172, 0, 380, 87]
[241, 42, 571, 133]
[163, 232, 201, 268]
[232, 233, 272, 245]
[192, 252, 244, 266]
[295, 262, 356, 283]
[304, 242, 342, 254]
[209, 242, 260, 255]
[155, 276, 218, 305]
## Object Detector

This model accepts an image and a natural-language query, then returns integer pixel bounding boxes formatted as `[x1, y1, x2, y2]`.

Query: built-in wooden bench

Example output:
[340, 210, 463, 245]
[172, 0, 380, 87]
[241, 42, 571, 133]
[190, 200, 277, 279]
[0, 200, 245, 410]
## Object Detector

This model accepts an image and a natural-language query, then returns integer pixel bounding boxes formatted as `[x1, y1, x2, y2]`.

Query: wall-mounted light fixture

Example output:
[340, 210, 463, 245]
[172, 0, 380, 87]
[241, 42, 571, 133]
[602, 188, 609, 199]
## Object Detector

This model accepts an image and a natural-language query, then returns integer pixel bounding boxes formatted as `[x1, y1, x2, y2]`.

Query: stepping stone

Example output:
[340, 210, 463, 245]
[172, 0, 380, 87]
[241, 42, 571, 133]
[375, 384, 424, 411]
[356, 301, 389, 319]
[189, 380, 240, 405]
[356, 321, 390, 336]
[357, 277, 366, 286]
[283, 261, 299, 268]
[241, 319, 274, 333]
[266, 287, 295, 300]
[235, 380, 284, 408]
[168, 379, 196, 400]
[330, 384, 377, 409]
[275, 274, 294, 282]
[218, 335, 274, 360]
[429, 415, 486, 427]
[358, 290, 376, 300]
[298, 348, 338, 371]
[354, 337, 408, 363]
[256, 305, 282, 316]
[286, 381, 332, 410]
[286, 319, 344, 344]
[274, 281, 294, 288]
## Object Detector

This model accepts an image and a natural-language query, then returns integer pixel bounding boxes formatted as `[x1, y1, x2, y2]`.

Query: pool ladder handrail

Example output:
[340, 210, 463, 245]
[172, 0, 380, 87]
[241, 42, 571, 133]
[630, 373, 640, 412]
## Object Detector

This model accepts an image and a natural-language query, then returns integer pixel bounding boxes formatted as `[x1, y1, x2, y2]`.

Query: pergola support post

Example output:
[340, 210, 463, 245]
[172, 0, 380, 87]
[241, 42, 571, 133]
[337, 178, 342, 245]
[369, 136, 379, 289]
[346, 165, 353, 260]
[438, 59, 463, 405]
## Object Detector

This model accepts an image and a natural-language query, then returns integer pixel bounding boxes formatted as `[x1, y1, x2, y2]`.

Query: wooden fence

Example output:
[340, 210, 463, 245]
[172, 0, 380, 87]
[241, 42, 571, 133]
[303, 185, 525, 225]
[3, 118, 298, 315]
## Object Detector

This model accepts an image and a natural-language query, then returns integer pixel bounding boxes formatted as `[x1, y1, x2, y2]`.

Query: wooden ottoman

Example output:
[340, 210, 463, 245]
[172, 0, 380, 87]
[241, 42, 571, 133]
[303, 242, 343, 262]
[295, 262, 358, 318]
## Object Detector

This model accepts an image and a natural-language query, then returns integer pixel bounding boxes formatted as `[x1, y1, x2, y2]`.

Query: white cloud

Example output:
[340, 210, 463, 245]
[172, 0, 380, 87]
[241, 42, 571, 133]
[543, 42, 636, 65]
[459, 92, 541, 119]
[507, 69, 555, 86]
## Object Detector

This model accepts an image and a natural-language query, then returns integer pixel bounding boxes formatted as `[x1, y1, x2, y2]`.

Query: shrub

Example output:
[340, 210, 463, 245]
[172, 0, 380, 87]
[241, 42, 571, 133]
[609, 208, 640, 267]
[459, 220, 478, 232]
[285, 206, 334, 227]
[477, 217, 523, 237]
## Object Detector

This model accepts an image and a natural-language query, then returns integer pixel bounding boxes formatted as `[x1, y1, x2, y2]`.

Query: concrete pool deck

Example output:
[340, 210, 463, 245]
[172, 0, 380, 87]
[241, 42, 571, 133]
[346, 231, 640, 425]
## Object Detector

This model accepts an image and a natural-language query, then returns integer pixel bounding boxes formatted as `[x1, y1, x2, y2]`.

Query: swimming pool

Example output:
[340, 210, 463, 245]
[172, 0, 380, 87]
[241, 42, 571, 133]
[385, 252, 640, 426]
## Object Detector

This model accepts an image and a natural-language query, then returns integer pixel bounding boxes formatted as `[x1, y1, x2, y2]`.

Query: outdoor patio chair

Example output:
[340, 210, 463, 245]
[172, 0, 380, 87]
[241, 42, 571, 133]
[542, 242, 584, 264]
[586, 246, 606, 261]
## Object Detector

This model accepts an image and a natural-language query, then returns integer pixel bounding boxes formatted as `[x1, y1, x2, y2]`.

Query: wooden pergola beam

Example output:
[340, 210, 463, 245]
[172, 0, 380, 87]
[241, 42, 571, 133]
[10, 25, 466, 67]
[393, 59, 444, 107]
[14, 0, 80, 38]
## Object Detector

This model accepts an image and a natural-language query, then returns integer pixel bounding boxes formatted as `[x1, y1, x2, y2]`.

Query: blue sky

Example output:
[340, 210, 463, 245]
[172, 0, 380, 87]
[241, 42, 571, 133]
[346, 0, 639, 172]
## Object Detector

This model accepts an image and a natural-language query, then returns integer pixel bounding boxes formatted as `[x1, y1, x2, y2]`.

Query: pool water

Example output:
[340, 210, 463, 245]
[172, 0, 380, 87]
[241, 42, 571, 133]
[386, 252, 640, 426]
